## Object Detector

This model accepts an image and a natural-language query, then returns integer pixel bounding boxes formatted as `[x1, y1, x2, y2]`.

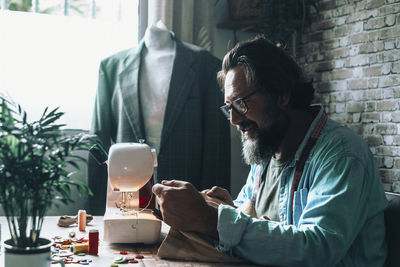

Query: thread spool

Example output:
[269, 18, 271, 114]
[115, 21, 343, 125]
[73, 243, 89, 254]
[89, 229, 99, 255]
[78, 210, 86, 231]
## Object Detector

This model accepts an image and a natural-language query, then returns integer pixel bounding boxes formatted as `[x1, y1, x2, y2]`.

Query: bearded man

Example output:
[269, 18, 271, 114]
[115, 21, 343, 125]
[152, 36, 387, 266]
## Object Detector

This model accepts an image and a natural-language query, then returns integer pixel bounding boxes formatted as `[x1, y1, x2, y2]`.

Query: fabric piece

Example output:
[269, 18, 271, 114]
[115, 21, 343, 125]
[157, 229, 244, 263]
[255, 157, 288, 222]
[157, 193, 245, 263]
[224, 105, 387, 267]
[57, 214, 94, 227]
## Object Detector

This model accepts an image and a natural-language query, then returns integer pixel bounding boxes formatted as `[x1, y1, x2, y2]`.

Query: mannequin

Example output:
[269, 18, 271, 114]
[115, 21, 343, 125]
[87, 22, 231, 215]
[140, 21, 176, 152]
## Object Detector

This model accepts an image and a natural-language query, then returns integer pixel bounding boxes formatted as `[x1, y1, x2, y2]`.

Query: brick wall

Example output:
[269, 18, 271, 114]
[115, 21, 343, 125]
[297, 0, 400, 193]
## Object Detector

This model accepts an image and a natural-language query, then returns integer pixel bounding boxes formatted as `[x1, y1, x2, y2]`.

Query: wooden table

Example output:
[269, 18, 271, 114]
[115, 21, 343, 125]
[0, 217, 255, 267]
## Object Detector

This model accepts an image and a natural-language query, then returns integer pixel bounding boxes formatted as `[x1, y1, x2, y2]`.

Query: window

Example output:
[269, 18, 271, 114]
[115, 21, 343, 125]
[0, 0, 139, 130]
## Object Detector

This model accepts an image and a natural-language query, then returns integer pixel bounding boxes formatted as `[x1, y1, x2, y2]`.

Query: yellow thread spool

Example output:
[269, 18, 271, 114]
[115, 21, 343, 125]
[73, 243, 89, 254]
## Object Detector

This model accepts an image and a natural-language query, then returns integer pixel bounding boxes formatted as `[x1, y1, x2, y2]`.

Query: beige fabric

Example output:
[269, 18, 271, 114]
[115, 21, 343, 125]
[57, 214, 93, 227]
[157, 229, 245, 263]
[157, 193, 245, 263]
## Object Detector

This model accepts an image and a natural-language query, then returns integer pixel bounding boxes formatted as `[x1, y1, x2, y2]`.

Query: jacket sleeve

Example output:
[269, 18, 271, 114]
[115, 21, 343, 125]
[216, 156, 386, 266]
[86, 61, 113, 215]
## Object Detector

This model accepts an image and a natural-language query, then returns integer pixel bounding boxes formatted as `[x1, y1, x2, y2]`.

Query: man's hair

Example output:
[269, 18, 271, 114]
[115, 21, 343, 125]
[217, 36, 314, 109]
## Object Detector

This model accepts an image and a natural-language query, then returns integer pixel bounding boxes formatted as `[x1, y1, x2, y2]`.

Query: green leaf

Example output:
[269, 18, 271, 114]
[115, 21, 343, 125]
[66, 160, 80, 170]
[41, 107, 48, 118]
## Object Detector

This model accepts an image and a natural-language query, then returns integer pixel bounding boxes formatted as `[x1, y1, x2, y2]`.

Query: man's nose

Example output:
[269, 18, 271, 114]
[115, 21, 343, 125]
[230, 109, 244, 126]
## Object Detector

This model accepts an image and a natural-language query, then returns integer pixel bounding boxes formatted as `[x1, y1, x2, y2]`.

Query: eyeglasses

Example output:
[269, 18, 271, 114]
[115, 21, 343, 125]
[220, 89, 260, 120]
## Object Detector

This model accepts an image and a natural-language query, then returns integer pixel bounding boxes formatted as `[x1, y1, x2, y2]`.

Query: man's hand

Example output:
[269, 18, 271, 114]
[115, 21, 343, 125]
[202, 186, 235, 207]
[152, 180, 219, 239]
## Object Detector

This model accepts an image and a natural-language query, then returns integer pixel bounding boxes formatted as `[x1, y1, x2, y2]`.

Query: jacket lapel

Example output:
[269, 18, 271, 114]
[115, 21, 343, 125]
[159, 39, 195, 154]
[118, 41, 146, 140]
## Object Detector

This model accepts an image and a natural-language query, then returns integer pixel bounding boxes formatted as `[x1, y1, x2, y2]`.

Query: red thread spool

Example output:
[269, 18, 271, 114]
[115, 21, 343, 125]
[139, 176, 155, 209]
[88, 229, 99, 255]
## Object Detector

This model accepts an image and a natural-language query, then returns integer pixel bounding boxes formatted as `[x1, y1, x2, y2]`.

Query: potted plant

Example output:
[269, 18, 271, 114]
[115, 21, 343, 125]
[0, 94, 96, 267]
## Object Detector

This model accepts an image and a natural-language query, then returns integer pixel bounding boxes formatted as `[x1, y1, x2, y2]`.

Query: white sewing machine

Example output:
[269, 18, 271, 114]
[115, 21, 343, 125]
[103, 142, 161, 244]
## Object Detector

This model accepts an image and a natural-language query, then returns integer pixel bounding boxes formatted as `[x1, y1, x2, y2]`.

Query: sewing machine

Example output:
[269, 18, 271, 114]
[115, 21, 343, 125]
[102, 142, 161, 244]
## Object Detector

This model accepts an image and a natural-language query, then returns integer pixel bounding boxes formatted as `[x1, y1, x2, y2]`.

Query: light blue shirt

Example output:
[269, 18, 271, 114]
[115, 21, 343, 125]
[216, 105, 387, 266]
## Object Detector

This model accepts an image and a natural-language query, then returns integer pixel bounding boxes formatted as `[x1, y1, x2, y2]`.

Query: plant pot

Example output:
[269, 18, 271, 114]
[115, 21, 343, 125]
[4, 237, 65, 267]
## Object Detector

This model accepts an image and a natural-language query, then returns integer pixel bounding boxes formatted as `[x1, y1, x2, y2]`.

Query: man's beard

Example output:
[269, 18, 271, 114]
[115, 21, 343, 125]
[240, 109, 289, 165]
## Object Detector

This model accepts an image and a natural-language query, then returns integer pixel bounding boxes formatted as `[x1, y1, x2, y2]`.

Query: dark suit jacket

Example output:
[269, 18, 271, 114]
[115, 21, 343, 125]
[87, 36, 231, 215]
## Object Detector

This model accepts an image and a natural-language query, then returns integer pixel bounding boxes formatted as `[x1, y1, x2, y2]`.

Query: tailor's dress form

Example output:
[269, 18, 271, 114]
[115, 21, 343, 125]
[87, 23, 231, 215]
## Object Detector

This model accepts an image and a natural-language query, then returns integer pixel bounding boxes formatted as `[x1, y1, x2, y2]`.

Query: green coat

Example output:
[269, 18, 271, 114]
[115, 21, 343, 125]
[87, 36, 231, 215]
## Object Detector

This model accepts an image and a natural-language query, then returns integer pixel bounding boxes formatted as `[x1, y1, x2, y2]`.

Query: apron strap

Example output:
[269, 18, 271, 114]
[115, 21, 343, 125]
[290, 112, 328, 214]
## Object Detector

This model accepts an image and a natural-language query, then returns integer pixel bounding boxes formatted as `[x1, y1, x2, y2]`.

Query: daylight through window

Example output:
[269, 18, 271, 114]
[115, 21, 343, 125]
[0, 0, 139, 130]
